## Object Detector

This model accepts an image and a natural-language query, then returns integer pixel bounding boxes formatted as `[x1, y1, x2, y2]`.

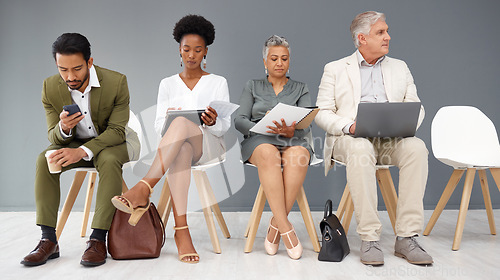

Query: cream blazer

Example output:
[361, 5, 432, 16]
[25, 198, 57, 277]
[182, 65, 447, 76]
[315, 52, 425, 175]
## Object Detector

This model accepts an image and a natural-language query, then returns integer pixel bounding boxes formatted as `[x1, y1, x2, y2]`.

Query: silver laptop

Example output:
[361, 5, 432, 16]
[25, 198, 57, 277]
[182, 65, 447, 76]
[354, 102, 421, 138]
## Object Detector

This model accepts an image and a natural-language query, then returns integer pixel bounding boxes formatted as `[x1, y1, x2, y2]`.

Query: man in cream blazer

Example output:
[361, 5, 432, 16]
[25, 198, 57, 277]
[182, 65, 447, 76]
[315, 11, 432, 265]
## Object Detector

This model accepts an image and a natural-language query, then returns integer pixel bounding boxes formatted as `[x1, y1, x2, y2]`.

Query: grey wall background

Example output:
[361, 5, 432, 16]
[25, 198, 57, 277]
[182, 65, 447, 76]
[1, 0, 500, 212]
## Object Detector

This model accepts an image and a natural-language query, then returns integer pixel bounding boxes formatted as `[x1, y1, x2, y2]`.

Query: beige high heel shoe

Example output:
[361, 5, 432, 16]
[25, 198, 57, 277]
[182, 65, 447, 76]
[174, 225, 199, 264]
[111, 179, 153, 226]
[280, 226, 303, 260]
[264, 217, 280, 255]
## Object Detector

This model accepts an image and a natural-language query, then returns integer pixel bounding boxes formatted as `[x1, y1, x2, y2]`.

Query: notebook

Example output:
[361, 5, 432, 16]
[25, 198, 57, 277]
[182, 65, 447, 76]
[249, 103, 318, 135]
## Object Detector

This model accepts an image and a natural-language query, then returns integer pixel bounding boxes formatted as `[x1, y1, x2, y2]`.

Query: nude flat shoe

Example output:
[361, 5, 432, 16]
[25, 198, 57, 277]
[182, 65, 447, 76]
[280, 226, 303, 260]
[264, 217, 280, 255]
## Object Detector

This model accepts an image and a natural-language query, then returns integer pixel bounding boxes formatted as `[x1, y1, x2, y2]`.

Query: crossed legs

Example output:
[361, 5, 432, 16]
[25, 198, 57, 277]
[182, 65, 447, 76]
[114, 117, 203, 262]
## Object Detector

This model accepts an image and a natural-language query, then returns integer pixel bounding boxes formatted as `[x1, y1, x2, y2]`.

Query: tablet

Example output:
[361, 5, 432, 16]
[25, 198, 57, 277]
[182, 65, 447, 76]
[160, 109, 204, 136]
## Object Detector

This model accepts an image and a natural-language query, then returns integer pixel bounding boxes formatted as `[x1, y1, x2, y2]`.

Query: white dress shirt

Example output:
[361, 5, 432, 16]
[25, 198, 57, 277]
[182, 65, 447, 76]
[343, 50, 389, 133]
[60, 65, 100, 160]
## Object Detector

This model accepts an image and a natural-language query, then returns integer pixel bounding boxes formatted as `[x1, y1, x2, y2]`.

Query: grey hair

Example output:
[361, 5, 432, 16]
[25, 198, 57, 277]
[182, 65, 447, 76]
[350, 11, 386, 48]
[262, 35, 290, 61]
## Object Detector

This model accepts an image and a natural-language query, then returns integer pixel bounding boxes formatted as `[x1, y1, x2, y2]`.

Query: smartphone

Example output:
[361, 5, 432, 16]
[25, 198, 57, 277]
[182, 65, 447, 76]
[63, 104, 81, 116]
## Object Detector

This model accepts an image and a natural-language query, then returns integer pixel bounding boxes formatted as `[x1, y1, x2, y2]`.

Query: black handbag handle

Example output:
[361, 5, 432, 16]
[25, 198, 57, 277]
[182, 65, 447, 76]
[323, 199, 333, 219]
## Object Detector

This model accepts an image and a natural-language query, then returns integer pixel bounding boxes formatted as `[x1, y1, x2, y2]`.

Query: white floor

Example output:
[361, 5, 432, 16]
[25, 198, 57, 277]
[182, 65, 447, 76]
[1, 210, 499, 280]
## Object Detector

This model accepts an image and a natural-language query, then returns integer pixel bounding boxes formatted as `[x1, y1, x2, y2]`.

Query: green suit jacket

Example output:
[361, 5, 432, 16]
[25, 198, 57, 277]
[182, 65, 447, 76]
[41, 65, 130, 155]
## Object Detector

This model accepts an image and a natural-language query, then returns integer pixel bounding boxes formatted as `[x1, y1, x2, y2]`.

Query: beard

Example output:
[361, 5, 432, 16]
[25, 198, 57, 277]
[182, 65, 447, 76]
[65, 70, 90, 91]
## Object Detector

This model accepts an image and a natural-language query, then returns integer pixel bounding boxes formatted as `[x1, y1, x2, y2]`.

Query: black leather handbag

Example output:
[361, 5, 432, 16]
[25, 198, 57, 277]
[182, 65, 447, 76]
[318, 199, 350, 262]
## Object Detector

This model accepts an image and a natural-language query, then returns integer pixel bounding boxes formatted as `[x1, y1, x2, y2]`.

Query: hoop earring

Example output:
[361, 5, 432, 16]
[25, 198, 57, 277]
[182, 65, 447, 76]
[203, 56, 207, 69]
[265, 68, 268, 75]
[180, 54, 183, 67]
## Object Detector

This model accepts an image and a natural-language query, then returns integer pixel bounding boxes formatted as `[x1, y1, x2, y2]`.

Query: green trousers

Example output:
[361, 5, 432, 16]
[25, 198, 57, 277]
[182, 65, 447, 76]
[35, 140, 131, 230]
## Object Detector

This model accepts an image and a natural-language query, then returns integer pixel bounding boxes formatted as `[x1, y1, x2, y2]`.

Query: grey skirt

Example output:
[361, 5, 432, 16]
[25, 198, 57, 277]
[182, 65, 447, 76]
[240, 133, 313, 164]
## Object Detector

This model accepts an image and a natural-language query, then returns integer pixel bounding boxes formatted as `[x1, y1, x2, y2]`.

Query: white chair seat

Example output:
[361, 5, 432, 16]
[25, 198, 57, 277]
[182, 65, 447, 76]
[192, 158, 226, 171]
[432, 106, 500, 168]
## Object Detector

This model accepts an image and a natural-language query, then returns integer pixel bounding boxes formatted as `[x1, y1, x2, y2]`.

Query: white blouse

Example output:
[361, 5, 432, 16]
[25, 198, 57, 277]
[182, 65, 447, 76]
[154, 73, 230, 137]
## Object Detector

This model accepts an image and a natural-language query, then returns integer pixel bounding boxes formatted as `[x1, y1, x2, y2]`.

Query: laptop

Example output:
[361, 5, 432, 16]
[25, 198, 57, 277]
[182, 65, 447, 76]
[354, 102, 421, 138]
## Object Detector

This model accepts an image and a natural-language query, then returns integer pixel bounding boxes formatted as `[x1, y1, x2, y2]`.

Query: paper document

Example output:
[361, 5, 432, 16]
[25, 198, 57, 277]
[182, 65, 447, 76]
[208, 100, 240, 119]
[249, 103, 318, 136]
[161, 100, 239, 136]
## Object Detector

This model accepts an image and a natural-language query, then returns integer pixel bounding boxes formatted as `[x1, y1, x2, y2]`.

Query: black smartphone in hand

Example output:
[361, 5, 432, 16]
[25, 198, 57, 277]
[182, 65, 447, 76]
[63, 104, 81, 116]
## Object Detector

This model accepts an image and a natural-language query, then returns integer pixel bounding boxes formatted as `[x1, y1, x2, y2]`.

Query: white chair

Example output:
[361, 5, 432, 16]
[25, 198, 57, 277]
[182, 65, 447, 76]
[423, 106, 500, 250]
[243, 132, 322, 253]
[332, 160, 398, 235]
[55, 110, 142, 239]
[156, 160, 231, 254]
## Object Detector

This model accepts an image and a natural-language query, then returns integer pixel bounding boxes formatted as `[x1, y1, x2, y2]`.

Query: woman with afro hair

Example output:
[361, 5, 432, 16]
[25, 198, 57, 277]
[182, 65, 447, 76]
[112, 14, 230, 264]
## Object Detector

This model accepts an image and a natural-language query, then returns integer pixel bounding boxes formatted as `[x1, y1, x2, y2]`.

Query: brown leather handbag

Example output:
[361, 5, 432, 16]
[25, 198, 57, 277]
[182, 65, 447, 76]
[107, 203, 166, 259]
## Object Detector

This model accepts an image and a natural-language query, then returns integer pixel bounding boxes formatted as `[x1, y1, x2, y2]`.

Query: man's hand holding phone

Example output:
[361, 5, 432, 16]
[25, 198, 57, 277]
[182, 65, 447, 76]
[60, 104, 84, 134]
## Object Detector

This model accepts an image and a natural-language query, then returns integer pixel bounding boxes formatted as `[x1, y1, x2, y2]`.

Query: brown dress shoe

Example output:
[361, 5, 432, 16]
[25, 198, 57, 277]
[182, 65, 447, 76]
[21, 239, 60, 266]
[80, 239, 107, 267]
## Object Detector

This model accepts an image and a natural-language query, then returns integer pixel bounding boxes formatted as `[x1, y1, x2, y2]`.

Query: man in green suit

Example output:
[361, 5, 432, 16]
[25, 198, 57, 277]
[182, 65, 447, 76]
[22, 33, 137, 267]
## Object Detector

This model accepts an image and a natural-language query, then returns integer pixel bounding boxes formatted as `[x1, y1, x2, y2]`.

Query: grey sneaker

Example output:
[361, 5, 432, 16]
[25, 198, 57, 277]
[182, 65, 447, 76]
[360, 241, 384, 265]
[394, 236, 433, 265]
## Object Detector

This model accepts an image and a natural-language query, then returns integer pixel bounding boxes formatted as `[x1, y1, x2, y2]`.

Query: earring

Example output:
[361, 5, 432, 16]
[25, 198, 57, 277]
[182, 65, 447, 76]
[203, 56, 207, 69]
[287, 69, 290, 75]
[180, 54, 183, 67]
[265, 68, 268, 75]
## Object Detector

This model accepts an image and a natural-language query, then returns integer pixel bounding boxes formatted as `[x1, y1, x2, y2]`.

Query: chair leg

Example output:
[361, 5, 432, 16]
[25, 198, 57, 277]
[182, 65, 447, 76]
[336, 183, 350, 220]
[490, 168, 500, 193]
[193, 170, 221, 254]
[376, 169, 398, 235]
[199, 171, 230, 239]
[244, 185, 266, 253]
[56, 171, 87, 240]
[423, 169, 465, 236]
[342, 192, 354, 235]
[80, 171, 97, 237]
[157, 178, 172, 226]
[478, 170, 496, 235]
[452, 168, 476, 251]
[244, 186, 264, 238]
[296, 186, 321, 252]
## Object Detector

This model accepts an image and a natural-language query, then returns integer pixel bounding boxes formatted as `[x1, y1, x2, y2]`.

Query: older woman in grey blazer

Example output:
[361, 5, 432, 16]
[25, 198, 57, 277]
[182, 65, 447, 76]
[234, 35, 313, 260]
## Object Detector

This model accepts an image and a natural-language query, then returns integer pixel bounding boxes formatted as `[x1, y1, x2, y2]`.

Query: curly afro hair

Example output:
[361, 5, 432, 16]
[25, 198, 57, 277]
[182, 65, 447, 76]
[173, 14, 215, 46]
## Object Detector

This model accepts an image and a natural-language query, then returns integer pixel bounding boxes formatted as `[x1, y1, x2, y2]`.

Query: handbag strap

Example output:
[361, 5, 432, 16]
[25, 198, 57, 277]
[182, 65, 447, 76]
[158, 213, 166, 247]
[323, 199, 333, 219]
[150, 203, 166, 247]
